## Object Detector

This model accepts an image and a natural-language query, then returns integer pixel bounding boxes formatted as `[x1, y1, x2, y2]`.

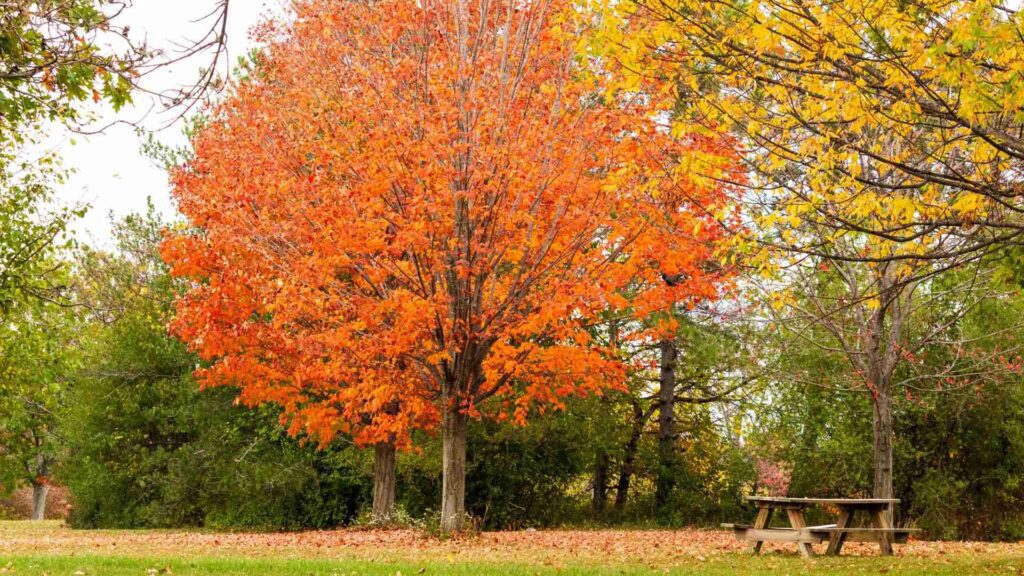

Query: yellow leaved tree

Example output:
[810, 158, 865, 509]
[582, 0, 1024, 510]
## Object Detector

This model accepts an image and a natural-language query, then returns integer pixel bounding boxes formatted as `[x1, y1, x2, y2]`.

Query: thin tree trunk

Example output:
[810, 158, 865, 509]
[440, 403, 468, 532]
[594, 318, 617, 516]
[592, 450, 609, 515]
[30, 482, 49, 521]
[372, 441, 397, 521]
[614, 402, 644, 510]
[613, 442, 637, 510]
[864, 273, 900, 527]
[30, 452, 49, 521]
[655, 339, 677, 511]
[871, 375, 895, 524]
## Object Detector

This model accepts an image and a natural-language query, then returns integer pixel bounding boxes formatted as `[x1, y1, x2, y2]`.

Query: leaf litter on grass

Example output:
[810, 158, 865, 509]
[2, 522, 1023, 570]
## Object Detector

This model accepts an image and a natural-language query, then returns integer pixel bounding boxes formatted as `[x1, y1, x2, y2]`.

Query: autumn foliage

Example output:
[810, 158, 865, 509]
[585, 0, 1024, 507]
[162, 0, 738, 530]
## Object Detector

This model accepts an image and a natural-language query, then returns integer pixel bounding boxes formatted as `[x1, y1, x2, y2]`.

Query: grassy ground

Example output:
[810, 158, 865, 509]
[2, 520, 1023, 575]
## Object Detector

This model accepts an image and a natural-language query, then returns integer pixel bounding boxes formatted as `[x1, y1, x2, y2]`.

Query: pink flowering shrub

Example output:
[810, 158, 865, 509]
[755, 459, 792, 496]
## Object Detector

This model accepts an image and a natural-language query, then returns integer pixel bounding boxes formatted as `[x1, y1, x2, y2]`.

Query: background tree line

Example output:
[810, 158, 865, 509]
[4, 207, 1024, 541]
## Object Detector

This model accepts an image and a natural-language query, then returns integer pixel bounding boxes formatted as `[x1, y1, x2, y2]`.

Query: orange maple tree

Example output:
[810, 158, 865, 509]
[162, 0, 738, 530]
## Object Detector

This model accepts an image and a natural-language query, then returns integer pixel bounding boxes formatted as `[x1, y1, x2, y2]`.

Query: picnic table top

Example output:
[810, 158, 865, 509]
[746, 496, 899, 506]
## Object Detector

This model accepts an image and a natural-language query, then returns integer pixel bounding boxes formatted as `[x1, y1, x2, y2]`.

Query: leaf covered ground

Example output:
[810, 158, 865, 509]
[2, 521, 1023, 575]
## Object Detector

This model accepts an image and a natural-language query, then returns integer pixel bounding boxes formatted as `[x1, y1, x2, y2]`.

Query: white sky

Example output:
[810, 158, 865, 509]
[44, 1, 286, 247]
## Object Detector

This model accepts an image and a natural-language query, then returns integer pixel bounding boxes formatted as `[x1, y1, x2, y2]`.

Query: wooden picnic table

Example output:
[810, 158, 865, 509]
[723, 497, 916, 558]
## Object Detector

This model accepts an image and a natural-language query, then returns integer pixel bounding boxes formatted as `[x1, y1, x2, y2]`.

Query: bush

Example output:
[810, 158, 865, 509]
[60, 211, 372, 530]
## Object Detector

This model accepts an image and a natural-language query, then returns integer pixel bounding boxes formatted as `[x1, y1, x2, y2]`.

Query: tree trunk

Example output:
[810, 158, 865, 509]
[594, 318, 617, 516]
[871, 375, 894, 524]
[592, 450, 609, 515]
[31, 482, 49, 521]
[440, 404, 468, 532]
[614, 402, 644, 510]
[372, 441, 397, 521]
[613, 445, 636, 510]
[655, 339, 677, 511]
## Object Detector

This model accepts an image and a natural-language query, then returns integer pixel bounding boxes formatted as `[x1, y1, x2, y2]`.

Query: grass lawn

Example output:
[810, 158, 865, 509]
[2, 521, 1023, 575]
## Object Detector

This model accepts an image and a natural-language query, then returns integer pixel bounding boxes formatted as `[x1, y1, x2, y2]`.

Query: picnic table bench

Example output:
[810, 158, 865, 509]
[722, 497, 918, 557]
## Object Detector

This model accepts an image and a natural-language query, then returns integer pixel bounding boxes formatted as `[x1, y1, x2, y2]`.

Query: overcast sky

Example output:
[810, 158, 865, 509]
[45, 1, 285, 247]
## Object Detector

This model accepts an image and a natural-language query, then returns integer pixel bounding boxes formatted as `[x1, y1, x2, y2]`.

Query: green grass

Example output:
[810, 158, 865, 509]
[3, 553, 1024, 575]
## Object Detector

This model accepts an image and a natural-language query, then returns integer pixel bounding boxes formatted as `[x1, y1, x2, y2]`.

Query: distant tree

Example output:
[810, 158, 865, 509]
[0, 283, 80, 520]
[163, 0, 738, 531]
[752, 269, 1024, 539]
[591, 308, 757, 515]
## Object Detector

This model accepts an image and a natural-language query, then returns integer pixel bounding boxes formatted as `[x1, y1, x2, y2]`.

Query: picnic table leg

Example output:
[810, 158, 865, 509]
[871, 507, 894, 556]
[825, 508, 854, 556]
[748, 507, 773, 555]
[785, 508, 815, 558]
